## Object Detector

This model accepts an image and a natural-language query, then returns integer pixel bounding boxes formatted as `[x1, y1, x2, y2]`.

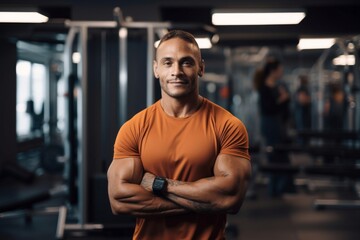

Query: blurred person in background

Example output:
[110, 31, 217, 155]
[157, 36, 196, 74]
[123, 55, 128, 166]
[324, 82, 347, 130]
[254, 57, 295, 197]
[294, 74, 312, 130]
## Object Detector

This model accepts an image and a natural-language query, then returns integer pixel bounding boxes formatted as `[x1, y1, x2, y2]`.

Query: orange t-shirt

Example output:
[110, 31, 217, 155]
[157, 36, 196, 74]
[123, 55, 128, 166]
[113, 98, 250, 240]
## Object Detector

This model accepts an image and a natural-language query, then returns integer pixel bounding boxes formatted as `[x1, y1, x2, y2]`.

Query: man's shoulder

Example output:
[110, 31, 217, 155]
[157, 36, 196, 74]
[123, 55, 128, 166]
[203, 99, 245, 132]
[204, 99, 237, 120]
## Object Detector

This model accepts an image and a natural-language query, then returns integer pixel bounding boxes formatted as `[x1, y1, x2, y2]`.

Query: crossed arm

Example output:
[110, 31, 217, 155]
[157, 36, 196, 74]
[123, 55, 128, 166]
[107, 157, 187, 217]
[107, 154, 251, 217]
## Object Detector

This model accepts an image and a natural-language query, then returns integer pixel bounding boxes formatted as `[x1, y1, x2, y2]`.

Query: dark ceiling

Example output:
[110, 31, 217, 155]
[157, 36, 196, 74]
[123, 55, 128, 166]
[1, 0, 360, 48]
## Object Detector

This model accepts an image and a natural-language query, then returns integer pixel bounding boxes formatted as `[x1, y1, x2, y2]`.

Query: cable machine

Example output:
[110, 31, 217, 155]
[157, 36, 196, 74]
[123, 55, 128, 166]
[57, 8, 170, 238]
[309, 37, 360, 132]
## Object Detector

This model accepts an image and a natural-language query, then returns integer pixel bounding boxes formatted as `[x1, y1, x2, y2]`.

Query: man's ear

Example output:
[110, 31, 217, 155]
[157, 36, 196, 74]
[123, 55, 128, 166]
[153, 60, 159, 78]
[198, 59, 205, 77]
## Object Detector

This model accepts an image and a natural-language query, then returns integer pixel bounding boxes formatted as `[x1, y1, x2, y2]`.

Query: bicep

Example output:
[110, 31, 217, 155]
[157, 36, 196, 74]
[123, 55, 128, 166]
[107, 157, 145, 212]
[213, 154, 251, 192]
[213, 154, 251, 213]
[107, 157, 143, 187]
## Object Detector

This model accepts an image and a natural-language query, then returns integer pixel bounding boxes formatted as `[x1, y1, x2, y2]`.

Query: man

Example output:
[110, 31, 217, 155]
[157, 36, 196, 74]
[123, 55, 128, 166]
[107, 30, 251, 240]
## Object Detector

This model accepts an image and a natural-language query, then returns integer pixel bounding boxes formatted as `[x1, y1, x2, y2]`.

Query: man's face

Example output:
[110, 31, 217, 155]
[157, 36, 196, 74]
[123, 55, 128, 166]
[154, 38, 204, 99]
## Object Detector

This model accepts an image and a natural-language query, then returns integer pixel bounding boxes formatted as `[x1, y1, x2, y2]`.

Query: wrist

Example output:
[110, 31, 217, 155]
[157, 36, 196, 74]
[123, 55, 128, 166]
[152, 176, 168, 196]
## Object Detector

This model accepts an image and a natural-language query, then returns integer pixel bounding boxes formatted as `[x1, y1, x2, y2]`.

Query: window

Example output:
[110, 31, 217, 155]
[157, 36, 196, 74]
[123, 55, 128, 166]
[16, 60, 46, 136]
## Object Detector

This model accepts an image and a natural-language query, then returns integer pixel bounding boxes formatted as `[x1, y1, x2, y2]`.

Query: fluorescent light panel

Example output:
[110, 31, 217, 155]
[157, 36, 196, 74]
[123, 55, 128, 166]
[154, 37, 212, 49]
[0, 12, 48, 23]
[333, 55, 355, 66]
[212, 11, 305, 25]
[297, 38, 336, 50]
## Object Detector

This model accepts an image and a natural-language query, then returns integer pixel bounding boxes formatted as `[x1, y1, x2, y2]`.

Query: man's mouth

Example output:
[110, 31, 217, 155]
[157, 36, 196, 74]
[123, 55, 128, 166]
[168, 80, 189, 84]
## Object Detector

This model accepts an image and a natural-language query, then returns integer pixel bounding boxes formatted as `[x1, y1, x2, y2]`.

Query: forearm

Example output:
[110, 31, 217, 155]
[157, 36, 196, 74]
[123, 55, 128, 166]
[165, 176, 246, 213]
[165, 190, 216, 213]
[140, 173, 221, 213]
[110, 182, 188, 217]
[139, 156, 251, 214]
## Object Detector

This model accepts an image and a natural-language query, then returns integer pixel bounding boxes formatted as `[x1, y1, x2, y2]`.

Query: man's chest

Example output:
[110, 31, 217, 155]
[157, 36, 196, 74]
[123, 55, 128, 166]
[139, 121, 219, 180]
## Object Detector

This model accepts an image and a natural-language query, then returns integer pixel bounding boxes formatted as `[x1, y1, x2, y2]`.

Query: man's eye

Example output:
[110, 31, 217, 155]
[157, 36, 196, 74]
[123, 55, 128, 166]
[164, 61, 172, 66]
[182, 61, 192, 66]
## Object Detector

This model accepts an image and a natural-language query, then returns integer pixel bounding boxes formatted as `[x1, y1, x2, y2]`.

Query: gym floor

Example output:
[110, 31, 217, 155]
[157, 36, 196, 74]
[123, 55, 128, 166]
[1, 177, 359, 240]
[227, 185, 360, 240]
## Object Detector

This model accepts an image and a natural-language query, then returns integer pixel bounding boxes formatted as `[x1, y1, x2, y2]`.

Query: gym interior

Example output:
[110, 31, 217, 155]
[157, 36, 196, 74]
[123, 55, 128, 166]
[0, 0, 360, 239]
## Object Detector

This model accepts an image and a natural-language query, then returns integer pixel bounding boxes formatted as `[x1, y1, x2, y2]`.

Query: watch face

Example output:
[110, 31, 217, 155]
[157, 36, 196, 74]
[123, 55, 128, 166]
[153, 177, 166, 195]
[153, 180, 163, 190]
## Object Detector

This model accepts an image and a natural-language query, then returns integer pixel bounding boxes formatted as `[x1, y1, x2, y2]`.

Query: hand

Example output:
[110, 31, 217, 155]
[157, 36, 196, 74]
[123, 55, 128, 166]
[141, 172, 156, 192]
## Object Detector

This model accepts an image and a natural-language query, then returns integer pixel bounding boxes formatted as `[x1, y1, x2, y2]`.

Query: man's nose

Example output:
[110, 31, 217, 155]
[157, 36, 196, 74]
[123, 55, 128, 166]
[171, 63, 183, 77]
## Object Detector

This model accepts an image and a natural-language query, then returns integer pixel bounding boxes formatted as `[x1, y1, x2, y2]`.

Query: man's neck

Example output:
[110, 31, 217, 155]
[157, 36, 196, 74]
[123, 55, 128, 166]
[160, 94, 203, 118]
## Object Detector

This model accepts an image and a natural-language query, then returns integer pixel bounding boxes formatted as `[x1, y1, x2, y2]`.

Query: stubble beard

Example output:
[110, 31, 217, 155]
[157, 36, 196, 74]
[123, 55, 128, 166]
[161, 81, 197, 99]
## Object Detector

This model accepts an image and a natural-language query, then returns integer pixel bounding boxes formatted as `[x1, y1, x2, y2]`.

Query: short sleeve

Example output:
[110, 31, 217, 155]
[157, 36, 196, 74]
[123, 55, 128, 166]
[219, 117, 250, 160]
[113, 120, 140, 159]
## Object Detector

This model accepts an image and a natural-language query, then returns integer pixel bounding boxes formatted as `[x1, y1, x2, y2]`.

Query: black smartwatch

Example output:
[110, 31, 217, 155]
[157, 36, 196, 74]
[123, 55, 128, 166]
[152, 176, 167, 196]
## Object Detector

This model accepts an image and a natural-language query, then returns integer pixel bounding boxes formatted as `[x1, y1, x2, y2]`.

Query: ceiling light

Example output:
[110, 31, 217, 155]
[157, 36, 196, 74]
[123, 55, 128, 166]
[0, 11, 48, 23]
[154, 37, 212, 49]
[72, 52, 81, 64]
[212, 10, 305, 25]
[297, 38, 336, 50]
[333, 55, 355, 66]
[195, 38, 212, 49]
